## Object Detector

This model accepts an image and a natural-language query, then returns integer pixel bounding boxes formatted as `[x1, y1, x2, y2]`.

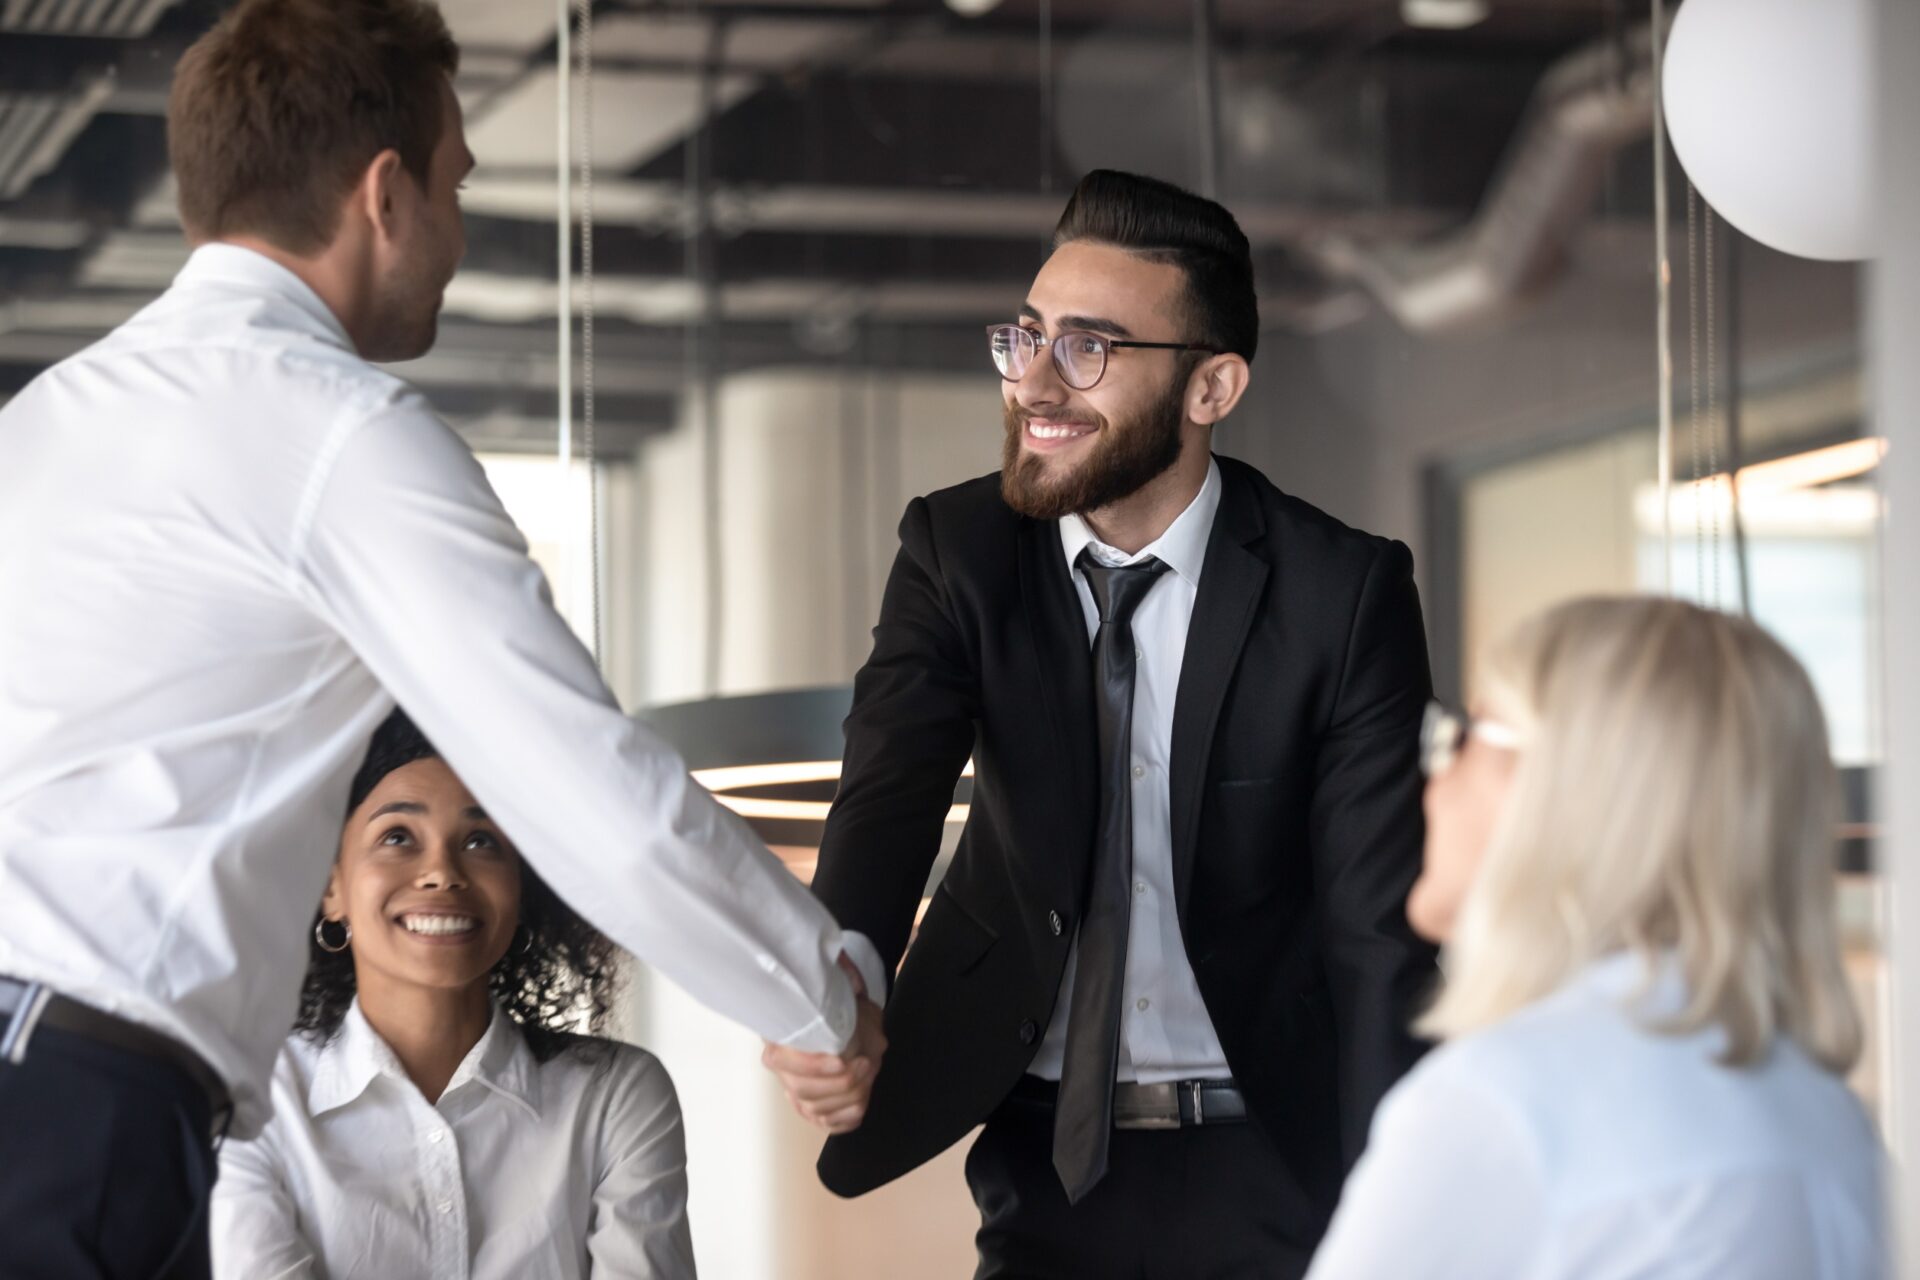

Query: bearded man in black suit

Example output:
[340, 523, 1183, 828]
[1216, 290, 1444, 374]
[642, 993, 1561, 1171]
[767, 169, 1439, 1280]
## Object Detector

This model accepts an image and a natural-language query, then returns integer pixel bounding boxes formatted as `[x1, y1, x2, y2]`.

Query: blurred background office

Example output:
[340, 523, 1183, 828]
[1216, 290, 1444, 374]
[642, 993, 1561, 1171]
[0, 0, 1911, 1274]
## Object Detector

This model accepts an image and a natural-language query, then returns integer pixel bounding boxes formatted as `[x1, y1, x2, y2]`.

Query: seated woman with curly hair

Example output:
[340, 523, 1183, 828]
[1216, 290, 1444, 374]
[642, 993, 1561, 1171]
[212, 709, 694, 1279]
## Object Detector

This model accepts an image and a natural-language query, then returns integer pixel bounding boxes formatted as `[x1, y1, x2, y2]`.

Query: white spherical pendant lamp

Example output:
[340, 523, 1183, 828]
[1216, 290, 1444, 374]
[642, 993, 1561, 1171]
[1662, 0, 1875, 261]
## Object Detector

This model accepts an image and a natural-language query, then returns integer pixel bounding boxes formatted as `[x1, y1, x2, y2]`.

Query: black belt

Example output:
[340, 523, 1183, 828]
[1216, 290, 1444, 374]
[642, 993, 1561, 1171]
[0, 975, 233, 1140]
[1011, 1074, 1249, 1130]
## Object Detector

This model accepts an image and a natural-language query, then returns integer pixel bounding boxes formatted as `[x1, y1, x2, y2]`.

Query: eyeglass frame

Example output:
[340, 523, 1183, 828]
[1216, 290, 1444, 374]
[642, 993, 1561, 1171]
[986, 323, 1225, 392]
[1419, 700, 1524, 778]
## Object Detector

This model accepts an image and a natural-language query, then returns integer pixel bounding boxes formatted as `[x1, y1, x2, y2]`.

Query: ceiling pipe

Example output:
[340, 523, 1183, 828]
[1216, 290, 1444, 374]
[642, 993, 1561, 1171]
[1311, 24, 1656, 333]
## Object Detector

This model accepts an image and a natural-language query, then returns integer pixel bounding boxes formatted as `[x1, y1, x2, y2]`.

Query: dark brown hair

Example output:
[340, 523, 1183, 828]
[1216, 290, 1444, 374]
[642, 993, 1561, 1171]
[1052, 169, 1260, 363]
[168, 0, 459, 254]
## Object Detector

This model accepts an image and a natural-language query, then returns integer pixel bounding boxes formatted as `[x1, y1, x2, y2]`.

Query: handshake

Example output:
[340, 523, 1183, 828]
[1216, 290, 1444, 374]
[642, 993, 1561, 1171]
[761, 952, 889, 1134]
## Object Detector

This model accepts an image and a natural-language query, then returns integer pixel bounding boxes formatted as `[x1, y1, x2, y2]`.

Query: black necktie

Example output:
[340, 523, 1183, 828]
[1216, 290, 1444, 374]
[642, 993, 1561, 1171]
[1053, 549, 1168, 1204]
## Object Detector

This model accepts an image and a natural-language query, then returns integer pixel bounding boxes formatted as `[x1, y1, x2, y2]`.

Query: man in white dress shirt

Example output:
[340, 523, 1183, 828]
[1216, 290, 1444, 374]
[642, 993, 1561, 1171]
[0, 2, 880, 1275]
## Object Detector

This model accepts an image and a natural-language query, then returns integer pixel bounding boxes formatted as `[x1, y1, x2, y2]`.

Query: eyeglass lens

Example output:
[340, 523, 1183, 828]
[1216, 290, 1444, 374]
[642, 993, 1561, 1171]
[989, 327, 1109, 391]
[1420, 702, 1464, 778]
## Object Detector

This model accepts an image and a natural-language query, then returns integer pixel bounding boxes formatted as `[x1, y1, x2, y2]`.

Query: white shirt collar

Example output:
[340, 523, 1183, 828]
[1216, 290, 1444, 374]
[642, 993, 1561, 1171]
[1058, 457, 1221, 588]
[172, 242, 355, 352]
[307, 998, 541, 1120]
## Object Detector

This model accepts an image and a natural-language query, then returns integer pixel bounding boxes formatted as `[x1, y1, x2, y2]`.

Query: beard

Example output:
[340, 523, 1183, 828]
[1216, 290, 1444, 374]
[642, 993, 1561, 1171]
[361, 231, 453, 363]
[1000, 373, 1188, 520]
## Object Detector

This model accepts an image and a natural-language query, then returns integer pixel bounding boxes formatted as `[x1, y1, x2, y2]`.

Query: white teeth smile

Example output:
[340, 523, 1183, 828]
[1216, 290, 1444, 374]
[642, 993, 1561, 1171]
[1028, 422, 1094, 440]
[400, 914, 478, 936]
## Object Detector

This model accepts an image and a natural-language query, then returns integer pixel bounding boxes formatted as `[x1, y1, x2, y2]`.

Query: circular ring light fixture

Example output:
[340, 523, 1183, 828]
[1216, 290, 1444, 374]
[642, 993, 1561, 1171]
[638, 687, 973, 881]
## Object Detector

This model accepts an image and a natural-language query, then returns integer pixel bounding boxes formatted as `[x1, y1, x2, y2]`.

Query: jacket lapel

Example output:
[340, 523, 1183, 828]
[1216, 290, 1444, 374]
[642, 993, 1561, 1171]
[1017, 516, 1099, 904]
[1168, 463, 1270, 919]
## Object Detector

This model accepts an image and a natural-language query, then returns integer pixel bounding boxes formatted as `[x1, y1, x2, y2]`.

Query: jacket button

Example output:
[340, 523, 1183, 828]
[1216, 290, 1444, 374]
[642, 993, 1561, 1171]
[1019, 1019, 1038, 1044]
[1048, 910, 1064, 937]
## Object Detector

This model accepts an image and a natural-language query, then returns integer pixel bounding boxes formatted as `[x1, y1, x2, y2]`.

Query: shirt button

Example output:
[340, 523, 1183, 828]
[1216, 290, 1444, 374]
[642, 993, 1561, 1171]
[1132, 764, 1146, 780]
[1019, 1019, 1038, 1044]
[1136, 998, 1150, 1012]
[437, 1199, 454, 1215]
[1135, 647, 1143, 662]
[1048, 910, 1063, 936]
[1135, 881, 1146, 895]
[428, 1130, 444, 1144]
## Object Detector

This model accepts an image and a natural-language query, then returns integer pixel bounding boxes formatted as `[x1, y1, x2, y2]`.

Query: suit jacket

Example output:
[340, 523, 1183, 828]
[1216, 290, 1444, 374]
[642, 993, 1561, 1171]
[810, 454, 1438, 1218]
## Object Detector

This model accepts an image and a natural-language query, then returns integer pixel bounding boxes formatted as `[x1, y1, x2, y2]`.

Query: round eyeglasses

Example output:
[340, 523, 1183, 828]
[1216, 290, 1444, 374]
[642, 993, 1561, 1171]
[987, 324, 1222, 392]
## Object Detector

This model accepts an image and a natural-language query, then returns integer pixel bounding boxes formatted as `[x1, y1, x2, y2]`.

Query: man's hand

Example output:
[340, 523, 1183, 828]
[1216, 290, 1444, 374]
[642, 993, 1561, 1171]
[762, 953, 888, 1134]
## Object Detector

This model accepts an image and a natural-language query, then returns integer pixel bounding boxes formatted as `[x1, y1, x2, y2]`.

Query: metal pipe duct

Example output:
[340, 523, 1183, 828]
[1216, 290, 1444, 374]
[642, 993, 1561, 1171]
[2, 0, 177, 37]
[0, 76, 113, 200]
[1313, 25, 1656, 333]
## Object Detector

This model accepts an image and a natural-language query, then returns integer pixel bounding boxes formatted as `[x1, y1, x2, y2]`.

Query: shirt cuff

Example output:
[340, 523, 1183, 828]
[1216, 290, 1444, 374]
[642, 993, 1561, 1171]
[840, 931, 889, 1009]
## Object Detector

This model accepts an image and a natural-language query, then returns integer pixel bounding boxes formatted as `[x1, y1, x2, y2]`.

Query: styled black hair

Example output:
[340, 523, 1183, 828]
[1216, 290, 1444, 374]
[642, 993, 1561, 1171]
[296, 708, 621, 1063]
[1051, 168, 1259, 363]
[345, 705, 437, 813]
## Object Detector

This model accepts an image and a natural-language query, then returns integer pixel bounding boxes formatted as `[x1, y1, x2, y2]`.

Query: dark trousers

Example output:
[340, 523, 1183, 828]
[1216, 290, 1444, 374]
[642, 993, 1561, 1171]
[0, 1026, 217, 1280]
[966, 1081, 1325, 1280]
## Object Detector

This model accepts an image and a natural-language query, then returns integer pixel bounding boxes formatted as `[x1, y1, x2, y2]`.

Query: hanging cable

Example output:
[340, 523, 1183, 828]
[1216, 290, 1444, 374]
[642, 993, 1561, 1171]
[1650, 0, 1674, 594]
[1705, 203, 1721, 610]
[1193, 0, 1222, 199]
[1038, 0, 1054, 194]
[556, 0, 573, 508]
[575, 0, 600, 665]
[1687, 181, 1704, 602]
[1724, 230, 1754, 616]
[692, 16, 728, 696]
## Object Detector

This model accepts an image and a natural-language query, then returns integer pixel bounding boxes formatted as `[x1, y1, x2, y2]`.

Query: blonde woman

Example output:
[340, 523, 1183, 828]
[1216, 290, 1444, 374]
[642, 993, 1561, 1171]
[1306, 596, 1883, 1279]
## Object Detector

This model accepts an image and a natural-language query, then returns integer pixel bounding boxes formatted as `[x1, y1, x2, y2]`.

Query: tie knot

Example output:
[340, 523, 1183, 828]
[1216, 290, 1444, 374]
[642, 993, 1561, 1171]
[1076, 550, 1168, 625]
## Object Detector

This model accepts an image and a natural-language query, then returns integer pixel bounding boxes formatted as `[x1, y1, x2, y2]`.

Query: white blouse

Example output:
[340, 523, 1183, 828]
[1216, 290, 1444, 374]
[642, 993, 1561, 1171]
[1306, 952, 1885, 1280]
[212, 1002, 694, 1280]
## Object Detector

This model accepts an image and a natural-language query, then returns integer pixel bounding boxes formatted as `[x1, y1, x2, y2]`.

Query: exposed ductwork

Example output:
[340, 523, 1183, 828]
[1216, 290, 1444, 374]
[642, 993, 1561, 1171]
[0, 0, 1654, 436]
[2, 0, 177, 37]
[1311, 25, 1655, 333]
[0, 76, 113, 199]
[0, 0, 181, 199]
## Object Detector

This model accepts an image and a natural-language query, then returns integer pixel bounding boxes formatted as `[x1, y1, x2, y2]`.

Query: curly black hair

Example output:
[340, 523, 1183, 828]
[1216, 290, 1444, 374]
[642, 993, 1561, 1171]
[294, 708, 623, 1063]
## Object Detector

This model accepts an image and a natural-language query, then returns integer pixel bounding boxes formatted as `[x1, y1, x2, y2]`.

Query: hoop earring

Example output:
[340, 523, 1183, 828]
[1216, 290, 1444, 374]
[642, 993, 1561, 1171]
[315, 917, 352, 954]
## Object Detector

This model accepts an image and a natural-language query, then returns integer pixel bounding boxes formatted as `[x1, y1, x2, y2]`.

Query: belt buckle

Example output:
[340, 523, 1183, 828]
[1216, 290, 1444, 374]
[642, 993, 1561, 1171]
[1112, 1081, 1180, 1131]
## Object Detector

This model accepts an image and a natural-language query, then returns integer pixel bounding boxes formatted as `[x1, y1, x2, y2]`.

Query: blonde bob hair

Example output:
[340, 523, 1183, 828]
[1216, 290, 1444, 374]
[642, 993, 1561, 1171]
[1419, 595, 1862, 1073]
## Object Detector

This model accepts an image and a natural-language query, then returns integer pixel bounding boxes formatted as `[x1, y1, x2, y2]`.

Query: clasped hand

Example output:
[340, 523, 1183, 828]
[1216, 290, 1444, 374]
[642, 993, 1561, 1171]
[761, 953, 887, 1134]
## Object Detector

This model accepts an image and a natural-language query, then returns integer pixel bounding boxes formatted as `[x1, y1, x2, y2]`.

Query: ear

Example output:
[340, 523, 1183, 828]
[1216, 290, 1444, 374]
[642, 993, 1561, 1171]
[355, 148, 409, 248]
[1186, 353, 1250, 427]
[319, 862, 348, 923]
